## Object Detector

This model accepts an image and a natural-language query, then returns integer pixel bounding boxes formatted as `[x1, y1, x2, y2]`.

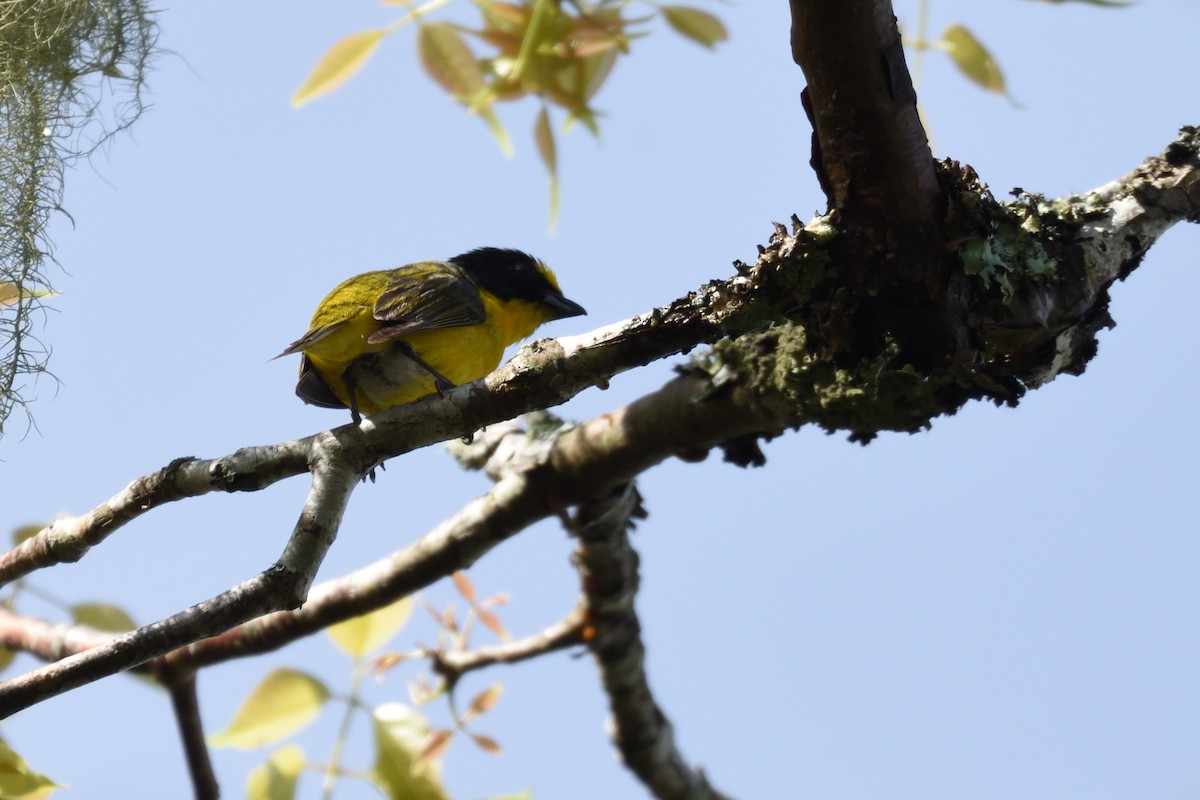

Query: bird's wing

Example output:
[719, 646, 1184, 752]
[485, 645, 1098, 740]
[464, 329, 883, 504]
[366, 261, 488, 345]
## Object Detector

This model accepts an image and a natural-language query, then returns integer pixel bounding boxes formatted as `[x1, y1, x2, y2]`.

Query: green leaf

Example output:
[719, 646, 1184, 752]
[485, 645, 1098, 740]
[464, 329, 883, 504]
[661, 6, 728, 49]
[292, 29, 387, 108]
[0, 646, 15, 673]
[0, 740, 62, 799]
[940, 25, 1009, 97]
[580, 48, 618, 102]
[370, 704, 449, 800]
[246, 744, 305, 800]
[326, 596, 414, 659]
[209, 669, 330, 749]
[418, 23, 485, 97]
[70, 603, 136, 633]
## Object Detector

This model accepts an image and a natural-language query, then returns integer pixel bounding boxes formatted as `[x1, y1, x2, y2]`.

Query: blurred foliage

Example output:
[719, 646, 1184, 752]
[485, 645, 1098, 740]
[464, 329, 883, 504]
[0, 0, 156, 439]
[293, 0, 728, 225]
[0, 737, 61, 799]
[210, 572, 514, 799]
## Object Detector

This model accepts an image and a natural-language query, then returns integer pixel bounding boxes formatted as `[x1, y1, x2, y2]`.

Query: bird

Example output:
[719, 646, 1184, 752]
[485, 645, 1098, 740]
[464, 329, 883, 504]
[277, 248, 586, 423]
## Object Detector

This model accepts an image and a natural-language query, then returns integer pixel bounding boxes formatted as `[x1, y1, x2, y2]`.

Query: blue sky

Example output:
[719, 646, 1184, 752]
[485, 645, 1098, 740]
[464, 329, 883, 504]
[3, 1, 1199, 798]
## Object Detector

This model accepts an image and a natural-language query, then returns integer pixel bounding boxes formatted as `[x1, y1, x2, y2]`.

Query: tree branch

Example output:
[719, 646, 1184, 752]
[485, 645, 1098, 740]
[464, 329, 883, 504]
[570, 484, 731, 800]
[0, 463, 360, 717]
[0, 445, 309, 587]
[166, 673, 220, 800]
[789, 0, 941, 245]
[0, 605, 115, 661]
[430, 606, 587, 686]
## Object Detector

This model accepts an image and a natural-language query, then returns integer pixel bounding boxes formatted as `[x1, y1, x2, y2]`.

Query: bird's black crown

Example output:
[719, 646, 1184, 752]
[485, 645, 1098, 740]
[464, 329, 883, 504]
[449, 247, 555, 302]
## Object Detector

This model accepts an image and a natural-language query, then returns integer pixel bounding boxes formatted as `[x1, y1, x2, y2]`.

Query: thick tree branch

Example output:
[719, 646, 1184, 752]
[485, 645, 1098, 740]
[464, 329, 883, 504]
[571, 484, 731, 800]
[789, 0, 941, 248]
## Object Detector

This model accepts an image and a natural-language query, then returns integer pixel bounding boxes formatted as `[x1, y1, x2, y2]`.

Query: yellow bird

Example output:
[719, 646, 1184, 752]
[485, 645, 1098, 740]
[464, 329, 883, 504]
[278, 248, 585, 422]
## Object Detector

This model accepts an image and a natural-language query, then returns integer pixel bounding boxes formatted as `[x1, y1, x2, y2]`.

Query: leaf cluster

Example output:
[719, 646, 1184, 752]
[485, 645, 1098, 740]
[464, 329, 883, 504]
[208, 572, 517, 800]
[291, 0, 727, 223]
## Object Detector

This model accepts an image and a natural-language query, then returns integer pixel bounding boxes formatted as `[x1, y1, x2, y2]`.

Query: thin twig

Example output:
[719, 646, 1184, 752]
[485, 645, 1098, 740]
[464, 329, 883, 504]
[0, 444, 311, 588]
[431, 607, 587, 686]
[166, 673, 220, 800]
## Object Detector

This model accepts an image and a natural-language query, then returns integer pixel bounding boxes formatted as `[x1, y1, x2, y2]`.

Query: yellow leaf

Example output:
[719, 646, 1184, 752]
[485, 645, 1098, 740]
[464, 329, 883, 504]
[661, 6, 728, 49]
[245, 744, 305, 800]
[0, 283, 57, 307]
[209, 669, 329, 749]
[941, 25, 1008, 95]
[326, 596, 414, 659]
[292, 29, 387, 108]
[418, 23, 485, 97]
[370, 704, 449, 800]
[70, 603, 136, 633]
[0, 740, 62, 799]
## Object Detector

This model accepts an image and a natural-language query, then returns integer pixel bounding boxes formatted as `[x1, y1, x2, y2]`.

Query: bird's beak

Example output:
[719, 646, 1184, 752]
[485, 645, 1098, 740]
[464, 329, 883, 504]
[542, 292, 587, 320]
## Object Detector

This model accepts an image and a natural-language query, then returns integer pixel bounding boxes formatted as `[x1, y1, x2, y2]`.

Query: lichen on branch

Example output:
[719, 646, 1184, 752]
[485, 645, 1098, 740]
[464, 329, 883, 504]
[0, 0, 156, 437]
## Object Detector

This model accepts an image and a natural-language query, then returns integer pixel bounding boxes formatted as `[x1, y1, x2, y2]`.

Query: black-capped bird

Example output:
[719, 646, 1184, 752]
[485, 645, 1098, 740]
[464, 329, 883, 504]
[277, 248, 586, 423]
